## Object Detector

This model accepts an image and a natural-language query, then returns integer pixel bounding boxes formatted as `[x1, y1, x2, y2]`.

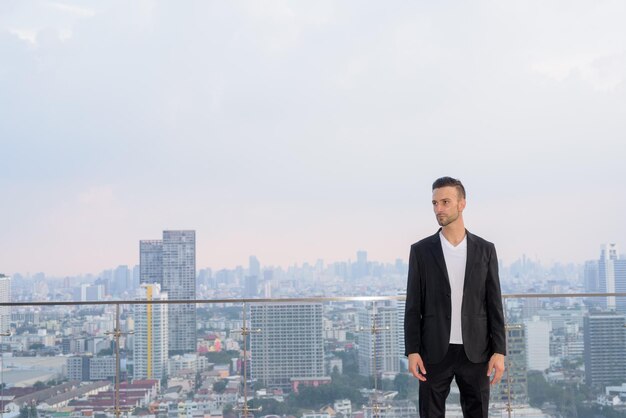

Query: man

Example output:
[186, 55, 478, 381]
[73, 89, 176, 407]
[404, 177, 506, 418]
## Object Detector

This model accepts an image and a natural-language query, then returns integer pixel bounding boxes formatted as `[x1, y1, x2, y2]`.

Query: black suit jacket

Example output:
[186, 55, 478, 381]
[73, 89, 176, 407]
[404, 229, 506, 364]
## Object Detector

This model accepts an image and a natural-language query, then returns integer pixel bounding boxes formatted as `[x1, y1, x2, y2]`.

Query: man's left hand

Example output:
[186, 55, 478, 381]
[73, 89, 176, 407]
[487, 353, 505, 385]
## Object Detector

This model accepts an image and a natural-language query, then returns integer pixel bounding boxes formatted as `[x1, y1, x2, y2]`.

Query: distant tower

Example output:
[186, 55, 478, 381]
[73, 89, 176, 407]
[140, 240, 163, 285]
[250, 303, 325, 391]
[584, 311, 626, 388]
[354, 250, 369, 279]
[357, 302, 400, 377]
[249, 255, 260, 278]
[140, 230, 196, 354]
[584, 260, 599, 293]
[614, 258, 626, 314]
[599, 244, 618, 310]
[0, 275, 11, 333]
[162, 230, 196, 353]
[134, 283, 169, 379]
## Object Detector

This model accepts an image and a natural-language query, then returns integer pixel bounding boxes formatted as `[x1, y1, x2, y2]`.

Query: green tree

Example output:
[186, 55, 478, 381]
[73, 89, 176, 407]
[33, 381, 46, 390]
[213, 380, 227, 393]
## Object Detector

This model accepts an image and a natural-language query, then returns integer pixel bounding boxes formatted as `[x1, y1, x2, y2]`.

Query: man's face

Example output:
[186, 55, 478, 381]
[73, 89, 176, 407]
[432, 186, 466, 227]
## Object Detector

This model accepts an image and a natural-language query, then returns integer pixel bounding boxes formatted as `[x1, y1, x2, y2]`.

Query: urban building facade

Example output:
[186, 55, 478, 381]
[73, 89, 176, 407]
[139, 230, 196, 354]
[584, 312, 626, 388]
[0, 275, 11, 333]
[250, 303, 325, 391]
[357, 303, 400, 377]
[134, 283, 169, 380]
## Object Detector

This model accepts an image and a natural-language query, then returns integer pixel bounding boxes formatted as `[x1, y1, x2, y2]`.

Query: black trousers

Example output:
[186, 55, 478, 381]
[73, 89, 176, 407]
[418, 344, 490, 418]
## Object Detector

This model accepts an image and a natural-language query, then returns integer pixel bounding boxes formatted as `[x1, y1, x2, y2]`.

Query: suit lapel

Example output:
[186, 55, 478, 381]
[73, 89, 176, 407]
[463, 230, 476, 293]
[429, 231, 450, 290]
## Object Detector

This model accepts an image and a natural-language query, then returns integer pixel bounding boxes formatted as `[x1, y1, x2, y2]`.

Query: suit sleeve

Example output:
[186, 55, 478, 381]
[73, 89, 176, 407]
[404, 246, 421, 357]
[486, 243, 506, 355]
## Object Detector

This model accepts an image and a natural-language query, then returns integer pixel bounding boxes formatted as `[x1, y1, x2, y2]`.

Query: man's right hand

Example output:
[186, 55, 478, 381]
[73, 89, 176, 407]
[408, 353, 427, 381]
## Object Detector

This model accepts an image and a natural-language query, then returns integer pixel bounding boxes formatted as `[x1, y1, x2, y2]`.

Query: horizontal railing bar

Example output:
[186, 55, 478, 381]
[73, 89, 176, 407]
[2, 293, 626, 307]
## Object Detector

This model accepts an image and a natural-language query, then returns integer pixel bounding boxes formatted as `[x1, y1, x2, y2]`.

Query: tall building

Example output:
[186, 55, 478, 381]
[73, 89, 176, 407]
[250, 303, 325, 391]
[614, 259, 626, 314]
[163, 230, 196, 353]
[140, 240, 163, 285]
[584, 260, 599, 293]
[134, 284, 169, 379]
[357, 302, 400, 377]
[396, 291, 406, 371]
[598, 243, 618, 310]
[584, 312, 626, 388]
[139, 230, 196, 354]
[493, 324, 528, 405]
[0, 275, 11, 334]
[353, 250, 369, 279]
[249, 255, 260, 278]
[113, 265, 131, 295]
[524, 316, 551, 371]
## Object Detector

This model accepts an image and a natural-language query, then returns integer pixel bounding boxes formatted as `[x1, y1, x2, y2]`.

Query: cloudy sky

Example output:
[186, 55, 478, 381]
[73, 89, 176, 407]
[1, 1, 625, 276]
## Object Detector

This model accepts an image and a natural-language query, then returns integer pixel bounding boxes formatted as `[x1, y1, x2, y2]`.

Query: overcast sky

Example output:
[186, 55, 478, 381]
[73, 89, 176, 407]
[1, 1, 625, 276]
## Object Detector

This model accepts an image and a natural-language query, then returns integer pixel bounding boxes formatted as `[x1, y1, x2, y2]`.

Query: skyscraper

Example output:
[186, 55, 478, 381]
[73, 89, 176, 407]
[614, 259, 626, 314]
[250, 303, 325, 391]
[0, 275, 11, 334]
[134, 283, 169, 379]
[584, 311, 626, 388]
[249, 255, 260, 278]
[598, 243, 618, 310]
[357, 302, 400, 377]
[139, 230, 196, 354]
[162, 230, 196, 353]
[140, 240, 163, 285]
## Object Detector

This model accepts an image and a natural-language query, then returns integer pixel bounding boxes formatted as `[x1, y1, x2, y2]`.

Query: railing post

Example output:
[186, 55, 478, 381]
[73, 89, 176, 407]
[233, 302, 261, 418]
[106, 303, 133, 418]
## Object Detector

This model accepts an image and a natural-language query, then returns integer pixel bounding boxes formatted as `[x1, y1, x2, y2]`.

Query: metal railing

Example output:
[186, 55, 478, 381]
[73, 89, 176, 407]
[1, 292, 626, 418]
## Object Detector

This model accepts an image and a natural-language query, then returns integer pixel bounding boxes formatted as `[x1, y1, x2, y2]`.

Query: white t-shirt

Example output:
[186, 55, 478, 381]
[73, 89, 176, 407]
[439, 231, 467, 344]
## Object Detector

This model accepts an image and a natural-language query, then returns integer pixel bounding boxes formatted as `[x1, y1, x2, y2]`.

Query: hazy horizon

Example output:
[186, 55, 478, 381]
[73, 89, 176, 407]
[2, 1, 626, 276]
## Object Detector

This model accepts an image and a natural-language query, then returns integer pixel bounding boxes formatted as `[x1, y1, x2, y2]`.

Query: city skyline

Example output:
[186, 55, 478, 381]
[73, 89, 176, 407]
[2, 2, 626, 276]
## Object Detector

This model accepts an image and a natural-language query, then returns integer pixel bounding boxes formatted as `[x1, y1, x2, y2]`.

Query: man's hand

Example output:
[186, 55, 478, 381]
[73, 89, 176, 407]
[487, 353, 505, 385]
[408, 353, 427, 381]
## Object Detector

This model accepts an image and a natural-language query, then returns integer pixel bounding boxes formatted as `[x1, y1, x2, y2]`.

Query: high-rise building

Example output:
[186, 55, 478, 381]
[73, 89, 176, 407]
[113, 265, 131, 295]
[140, 240, 163, 285]
[584, 260, 599, 293]
[614, 259, 626, 314]
[493, 324, 528, 405]
[0, 275, 11, 334]
[134, 283, 169, 379]
[357, 302, 400, 377]
[139, 230, 196, 354]
[524, 316, 551, 371]
[250, 303, 325, 391]
[162, 230, 196, 353]
[584, 312, 626, 388]
[599, 243, 618, 310]
[354, 250, 369, 279]
[396, 291, 406, 371]
[249, 255, 260, 278]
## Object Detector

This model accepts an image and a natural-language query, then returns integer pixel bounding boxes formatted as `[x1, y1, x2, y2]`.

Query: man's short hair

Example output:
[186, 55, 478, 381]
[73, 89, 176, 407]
[432, 176, 466, 199]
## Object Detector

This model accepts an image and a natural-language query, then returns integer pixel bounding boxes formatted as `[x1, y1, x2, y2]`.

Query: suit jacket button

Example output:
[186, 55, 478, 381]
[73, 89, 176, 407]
[446, 315, 451, 319]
